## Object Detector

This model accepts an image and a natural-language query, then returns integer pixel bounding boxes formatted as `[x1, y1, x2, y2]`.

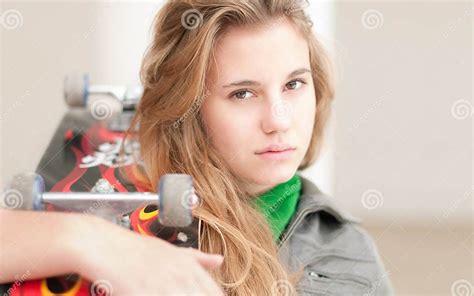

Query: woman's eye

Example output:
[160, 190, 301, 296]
[230, 79, 305, 100]
[286, 79, 306, 91]
[231, 90, 253, 100]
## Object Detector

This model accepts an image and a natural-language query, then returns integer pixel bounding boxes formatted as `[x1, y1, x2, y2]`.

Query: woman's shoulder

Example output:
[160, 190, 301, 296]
[279, 174, 394, 295]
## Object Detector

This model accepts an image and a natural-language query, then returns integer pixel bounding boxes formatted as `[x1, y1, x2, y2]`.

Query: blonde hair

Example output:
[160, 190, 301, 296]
[124, 0, 335, 294]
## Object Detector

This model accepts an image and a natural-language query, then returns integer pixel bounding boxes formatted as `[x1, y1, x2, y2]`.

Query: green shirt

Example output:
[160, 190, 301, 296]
[252, 174, 302, 242]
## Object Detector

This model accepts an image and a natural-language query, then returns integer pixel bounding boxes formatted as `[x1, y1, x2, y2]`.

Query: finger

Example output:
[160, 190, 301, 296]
[187, 248, 224, 271]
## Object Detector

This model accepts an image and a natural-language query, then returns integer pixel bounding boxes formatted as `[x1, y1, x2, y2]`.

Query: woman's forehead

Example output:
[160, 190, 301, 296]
[210, 19, 310, 84]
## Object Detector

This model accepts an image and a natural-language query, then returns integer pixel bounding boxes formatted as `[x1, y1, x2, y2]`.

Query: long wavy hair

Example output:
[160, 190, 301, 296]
[123, 0, 335, 294]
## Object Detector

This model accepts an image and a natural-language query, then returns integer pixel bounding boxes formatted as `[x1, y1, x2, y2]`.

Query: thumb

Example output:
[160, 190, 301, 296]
[187, 248, 224, 271]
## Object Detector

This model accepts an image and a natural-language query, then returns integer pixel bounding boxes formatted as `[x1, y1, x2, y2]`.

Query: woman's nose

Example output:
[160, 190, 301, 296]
[261, 97, 293, 134]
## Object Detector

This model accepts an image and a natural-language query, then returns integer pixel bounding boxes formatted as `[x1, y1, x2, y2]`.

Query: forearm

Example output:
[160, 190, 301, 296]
[0, 209, 87, 283]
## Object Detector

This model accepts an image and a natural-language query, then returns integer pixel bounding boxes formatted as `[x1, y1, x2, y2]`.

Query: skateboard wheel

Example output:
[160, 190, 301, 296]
[64, 73, 88, 107]
[158, 174, 195, 227]
[1, 173, 44, 211]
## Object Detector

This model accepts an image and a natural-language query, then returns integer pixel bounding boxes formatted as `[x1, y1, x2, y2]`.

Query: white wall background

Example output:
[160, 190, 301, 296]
[332, 1, 472, 226]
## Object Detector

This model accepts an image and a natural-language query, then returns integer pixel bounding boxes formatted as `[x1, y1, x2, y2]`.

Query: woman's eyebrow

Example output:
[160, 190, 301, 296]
[222, 67, 311, 88]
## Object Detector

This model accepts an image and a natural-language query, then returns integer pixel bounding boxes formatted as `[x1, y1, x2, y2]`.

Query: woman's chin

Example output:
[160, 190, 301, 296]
[247, 167, 297, 187]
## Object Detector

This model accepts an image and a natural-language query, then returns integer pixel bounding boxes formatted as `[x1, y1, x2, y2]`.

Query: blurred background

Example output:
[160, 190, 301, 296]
[1, 1, 472, 294]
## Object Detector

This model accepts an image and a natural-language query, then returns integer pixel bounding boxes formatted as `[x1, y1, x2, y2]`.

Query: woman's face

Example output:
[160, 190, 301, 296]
[201, 18, 316, 196]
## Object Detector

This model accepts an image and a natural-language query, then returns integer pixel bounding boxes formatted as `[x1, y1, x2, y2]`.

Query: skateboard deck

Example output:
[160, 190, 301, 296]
[2, 109, 199, 295]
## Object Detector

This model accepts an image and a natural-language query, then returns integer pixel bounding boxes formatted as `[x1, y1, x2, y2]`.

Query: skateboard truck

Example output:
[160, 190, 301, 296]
[1, 173, 197, 228]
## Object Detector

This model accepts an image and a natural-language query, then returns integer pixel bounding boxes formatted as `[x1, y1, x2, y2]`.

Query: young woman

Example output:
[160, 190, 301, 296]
[128, 0, 393, 294]
[1, 0, 393, 295]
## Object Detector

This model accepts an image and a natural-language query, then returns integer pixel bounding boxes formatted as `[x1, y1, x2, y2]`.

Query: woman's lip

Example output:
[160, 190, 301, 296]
[256, 148, 296, 160]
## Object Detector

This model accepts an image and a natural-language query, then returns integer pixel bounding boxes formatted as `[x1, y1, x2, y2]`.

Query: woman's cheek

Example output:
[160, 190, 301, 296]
[212, 112, 246, 149]
[294, 91, 315, 120]
[294, 93, 316, 143]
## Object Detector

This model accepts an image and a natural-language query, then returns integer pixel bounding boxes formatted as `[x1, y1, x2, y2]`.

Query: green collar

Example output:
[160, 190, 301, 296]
[252, 174, 302, 242]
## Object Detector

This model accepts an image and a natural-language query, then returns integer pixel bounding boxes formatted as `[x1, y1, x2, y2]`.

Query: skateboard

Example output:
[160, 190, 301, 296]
[1, 75, 200, 295]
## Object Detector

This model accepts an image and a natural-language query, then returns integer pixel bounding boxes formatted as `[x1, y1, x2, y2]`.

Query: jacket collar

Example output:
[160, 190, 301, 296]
[296, 174, 361, 224]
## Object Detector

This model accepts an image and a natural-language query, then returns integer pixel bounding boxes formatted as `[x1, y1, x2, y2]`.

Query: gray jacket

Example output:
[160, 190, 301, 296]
[277, 175, 394, 295]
